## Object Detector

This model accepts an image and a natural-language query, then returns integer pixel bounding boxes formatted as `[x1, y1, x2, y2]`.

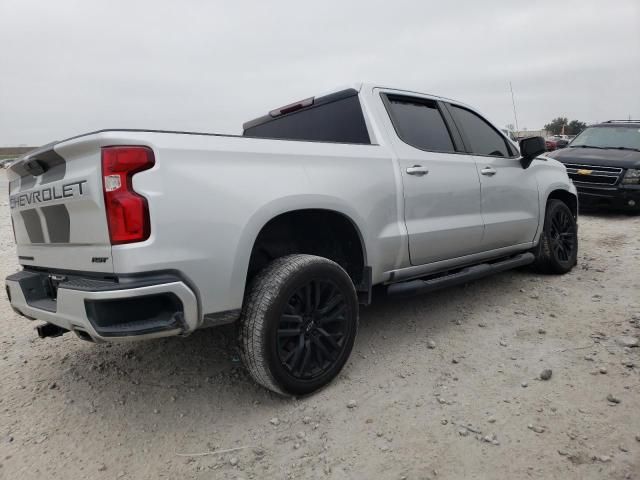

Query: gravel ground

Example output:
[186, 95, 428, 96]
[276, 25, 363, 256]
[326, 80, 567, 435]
[1, 169, 639, 479]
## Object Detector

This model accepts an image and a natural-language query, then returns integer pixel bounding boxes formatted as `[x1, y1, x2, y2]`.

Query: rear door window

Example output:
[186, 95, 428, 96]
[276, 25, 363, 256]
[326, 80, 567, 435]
[449, 105, 513, 157]
[384, 95, 456, 153]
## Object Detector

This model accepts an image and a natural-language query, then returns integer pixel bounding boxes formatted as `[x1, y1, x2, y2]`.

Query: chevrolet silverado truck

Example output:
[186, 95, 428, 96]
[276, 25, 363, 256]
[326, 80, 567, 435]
[547, 120, 640, 211]
[5, 83, 578, 395]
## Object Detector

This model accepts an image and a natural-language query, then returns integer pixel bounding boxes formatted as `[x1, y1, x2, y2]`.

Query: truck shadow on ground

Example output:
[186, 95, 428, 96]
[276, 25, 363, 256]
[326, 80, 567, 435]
[53, 268, 537, 418]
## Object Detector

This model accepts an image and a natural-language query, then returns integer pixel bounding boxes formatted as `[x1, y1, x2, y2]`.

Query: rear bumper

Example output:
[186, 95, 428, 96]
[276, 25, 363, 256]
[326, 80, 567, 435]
[6, 270, 199, 342]
[575, 184, 640, 210]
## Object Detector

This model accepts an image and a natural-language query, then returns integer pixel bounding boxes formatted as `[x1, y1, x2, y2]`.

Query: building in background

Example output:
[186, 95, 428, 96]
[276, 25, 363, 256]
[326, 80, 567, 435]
[0, 147, 36, 167]
[513, 129, 548, 140]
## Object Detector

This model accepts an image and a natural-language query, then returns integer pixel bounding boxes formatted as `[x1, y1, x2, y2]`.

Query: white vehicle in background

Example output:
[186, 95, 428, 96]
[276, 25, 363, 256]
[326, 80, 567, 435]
[500, 128, 518, 142]
[5, 83, 578, 395]
[0, 158, 16, 168]
[501, 128, 520, 151]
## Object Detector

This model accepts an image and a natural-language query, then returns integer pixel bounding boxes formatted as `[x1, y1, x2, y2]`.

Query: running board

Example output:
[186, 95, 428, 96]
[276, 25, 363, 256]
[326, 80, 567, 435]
[386, 252, 535, 298]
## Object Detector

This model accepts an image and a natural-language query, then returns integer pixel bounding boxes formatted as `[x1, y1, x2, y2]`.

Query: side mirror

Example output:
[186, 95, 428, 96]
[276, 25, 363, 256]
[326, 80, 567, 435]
[519, 136, 546, 169]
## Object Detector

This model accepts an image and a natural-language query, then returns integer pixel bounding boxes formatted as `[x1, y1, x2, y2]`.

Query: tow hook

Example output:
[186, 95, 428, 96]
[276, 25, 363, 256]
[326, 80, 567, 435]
[36, 323, 69, 339]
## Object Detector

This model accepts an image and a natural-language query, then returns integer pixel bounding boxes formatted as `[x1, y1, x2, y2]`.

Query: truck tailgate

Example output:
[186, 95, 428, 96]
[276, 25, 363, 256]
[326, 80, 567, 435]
[8, 143, 113, 273]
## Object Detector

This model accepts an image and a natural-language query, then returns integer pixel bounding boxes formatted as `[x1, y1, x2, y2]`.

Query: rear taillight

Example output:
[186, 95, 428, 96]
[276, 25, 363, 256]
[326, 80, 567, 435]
[101, 146, 155, 245]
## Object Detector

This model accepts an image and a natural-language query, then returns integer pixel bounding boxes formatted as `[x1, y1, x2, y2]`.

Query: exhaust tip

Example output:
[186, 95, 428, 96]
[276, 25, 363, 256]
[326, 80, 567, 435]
[73, 328, 94, 343]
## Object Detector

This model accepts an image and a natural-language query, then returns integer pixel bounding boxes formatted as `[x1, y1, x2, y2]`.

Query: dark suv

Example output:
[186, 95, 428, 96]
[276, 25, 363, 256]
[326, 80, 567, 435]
[548, 120, 640, 211]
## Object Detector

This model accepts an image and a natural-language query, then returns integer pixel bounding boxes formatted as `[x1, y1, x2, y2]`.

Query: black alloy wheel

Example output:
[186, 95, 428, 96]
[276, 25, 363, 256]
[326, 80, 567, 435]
[531, 199, 578, 274]
[277, 279, 350, 380]
[548, 206, 577, 264]
[239, 254, 358, 396]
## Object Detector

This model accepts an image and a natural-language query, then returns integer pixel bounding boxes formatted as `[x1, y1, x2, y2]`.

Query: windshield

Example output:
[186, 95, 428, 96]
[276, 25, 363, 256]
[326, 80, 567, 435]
[570, 126, 640, 150]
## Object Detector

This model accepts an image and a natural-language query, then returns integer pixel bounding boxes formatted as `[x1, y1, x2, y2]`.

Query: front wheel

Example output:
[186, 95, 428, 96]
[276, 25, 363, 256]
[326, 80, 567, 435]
[531, 199, 578, 274]
[238, 254, 359, 396]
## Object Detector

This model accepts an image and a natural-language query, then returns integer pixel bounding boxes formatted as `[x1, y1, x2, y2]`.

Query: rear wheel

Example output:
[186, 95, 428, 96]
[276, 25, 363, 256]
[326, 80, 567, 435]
[238, 254, 358, 396]
[531, 199, 578, 274]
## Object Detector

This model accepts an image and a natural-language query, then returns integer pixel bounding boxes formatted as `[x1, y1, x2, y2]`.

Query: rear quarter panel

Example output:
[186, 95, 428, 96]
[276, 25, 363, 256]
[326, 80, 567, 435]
[63, 131, 405, 317]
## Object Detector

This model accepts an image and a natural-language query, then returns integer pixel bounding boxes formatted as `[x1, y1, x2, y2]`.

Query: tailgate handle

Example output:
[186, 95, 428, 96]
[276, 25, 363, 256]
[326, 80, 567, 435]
[24, 159, 49, 176]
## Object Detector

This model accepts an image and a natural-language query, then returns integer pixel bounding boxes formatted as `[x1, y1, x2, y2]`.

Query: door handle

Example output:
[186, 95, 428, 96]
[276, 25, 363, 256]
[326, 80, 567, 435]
[481, 166, 497, 176]
[406, 165, 429, 176]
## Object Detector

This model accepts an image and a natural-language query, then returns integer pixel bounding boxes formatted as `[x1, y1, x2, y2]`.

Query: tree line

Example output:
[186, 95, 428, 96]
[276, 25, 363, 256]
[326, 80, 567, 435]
[543, 117, 587, 136]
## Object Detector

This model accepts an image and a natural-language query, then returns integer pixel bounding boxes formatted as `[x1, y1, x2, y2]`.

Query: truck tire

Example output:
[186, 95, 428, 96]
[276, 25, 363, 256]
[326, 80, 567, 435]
[238, 254, 359, 396]
[531, 199, 578, 274]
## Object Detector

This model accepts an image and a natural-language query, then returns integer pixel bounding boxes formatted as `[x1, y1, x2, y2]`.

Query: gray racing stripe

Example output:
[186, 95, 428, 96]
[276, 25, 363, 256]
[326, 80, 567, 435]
[20, 209, 45, 243]
[10, 162, 36, 190]
[41, 204, 70, 243]
[39, 150, 66, 184]
[8, 179, 19, 195]
[12, 147, 66, 191]
[20, 173, 37, 190]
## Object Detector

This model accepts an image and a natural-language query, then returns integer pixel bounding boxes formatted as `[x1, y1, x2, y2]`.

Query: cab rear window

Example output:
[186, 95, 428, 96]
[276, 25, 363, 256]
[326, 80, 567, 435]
[243, 89, 371, 144]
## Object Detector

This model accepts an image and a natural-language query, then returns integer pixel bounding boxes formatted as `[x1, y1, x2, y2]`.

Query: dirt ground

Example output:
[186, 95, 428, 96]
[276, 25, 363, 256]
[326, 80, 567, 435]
[1, 169, 639, 480]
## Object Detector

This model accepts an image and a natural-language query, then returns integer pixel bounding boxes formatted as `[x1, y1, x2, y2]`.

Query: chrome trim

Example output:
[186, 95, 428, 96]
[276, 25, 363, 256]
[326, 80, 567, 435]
[563, 163, 623, 186]
[406, 165, 429, 176]
[563, 163, 623, 173]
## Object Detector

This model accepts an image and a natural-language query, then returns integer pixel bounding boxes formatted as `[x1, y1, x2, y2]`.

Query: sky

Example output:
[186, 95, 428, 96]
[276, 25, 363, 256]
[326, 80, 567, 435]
[1, 0, 639, 146]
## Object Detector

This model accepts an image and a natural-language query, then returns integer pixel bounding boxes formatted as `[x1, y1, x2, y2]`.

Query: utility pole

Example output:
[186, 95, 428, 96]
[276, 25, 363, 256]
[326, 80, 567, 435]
[509, 81, 519, 132]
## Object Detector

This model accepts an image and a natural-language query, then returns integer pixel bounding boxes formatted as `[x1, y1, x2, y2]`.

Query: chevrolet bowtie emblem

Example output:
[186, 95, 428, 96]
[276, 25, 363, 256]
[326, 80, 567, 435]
[577, 169, 593, 175]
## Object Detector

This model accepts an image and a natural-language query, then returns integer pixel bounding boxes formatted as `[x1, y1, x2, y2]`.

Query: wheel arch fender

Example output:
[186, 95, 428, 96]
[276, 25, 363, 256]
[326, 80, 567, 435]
[228, 194, 370, 305]
[534, 183, 578, 243]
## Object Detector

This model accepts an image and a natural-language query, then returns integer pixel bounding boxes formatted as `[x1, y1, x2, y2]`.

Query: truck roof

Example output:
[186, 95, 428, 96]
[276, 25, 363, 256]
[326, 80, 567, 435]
[596, 120, 640, 127]
[242, 82, 468, 133]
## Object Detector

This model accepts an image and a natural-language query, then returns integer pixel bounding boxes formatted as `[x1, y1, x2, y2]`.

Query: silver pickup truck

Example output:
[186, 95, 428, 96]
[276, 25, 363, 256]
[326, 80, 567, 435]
[5, 83, 578, 395]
